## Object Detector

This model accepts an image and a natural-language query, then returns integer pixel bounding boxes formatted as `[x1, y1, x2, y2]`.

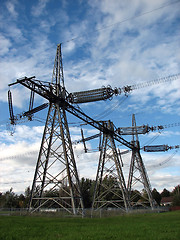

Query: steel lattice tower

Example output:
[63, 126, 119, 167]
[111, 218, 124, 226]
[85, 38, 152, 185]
[29, 44, 84, 215]
[91, 121, 130, 214]
[8, 43, 172, 214]
[127, 114, 155, 208]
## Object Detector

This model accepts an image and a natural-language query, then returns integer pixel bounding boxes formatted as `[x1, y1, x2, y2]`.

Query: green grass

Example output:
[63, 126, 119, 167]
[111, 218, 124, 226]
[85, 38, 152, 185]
[0, 211, 180, 240]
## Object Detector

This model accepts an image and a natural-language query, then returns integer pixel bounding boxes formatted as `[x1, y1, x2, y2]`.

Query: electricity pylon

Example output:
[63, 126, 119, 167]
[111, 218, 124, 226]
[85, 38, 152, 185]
[127, 114, 155, 208]
[91, 121, 130, 214]
[28, 44, 84, 215]
[9, 44, 177, 214]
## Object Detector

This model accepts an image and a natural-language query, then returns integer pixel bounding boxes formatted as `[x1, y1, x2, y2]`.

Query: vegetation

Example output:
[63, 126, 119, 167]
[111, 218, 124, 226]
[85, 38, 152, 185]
[0, 179, 180, 209]
[0, 211, 179, 240]
[0, 187, 29, 209]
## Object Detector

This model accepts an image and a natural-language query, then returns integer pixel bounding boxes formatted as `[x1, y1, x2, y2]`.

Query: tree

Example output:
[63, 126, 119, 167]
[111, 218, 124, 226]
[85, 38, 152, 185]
[172, 195, 180, 206]
[161, 188, 170, 198]
[17, 194, 26, 208]
[24, 186, 31, 208]
[171, 185, 180, 196]
[101, 175, 116, 202]
[138, 189, 150, 206]
[0, 192, 6, 208]
[80, 178, 94, 208]
[130, 190, 141, 204]
[0, 188, 28, 209]
[3, 188, 19, 208]
[152, 188, 161, 206]
[172, 185, 180, 206]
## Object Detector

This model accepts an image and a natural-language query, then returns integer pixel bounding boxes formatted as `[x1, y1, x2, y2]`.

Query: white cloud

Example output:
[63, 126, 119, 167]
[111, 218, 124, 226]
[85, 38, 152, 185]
[31, 0, 50, 17]
[0, 35, 11, 56]
[0, 158, 35, 193]
[147, 130, 180, 139]
[6, 1, 18, 18]
[5, 24, 25, 44]
[0, 125, 43, 146]
[148, 174, 180, 192]
[0, 0, 179, 194]
[0, 124, 179, 193]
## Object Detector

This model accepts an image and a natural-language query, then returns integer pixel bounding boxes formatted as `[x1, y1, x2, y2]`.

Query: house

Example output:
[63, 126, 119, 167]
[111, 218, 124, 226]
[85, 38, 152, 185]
[160, 196, 173, 206]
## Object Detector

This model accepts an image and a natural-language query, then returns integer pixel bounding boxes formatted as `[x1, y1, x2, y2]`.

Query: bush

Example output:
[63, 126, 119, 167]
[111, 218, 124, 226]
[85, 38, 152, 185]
[172, 194, 180, 206]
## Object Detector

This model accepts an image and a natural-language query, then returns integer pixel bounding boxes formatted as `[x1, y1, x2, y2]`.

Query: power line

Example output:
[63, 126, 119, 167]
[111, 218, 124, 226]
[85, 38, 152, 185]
[68, 73, 180, 125]
[0, 151, 38, 162]
[147, 149, 179, 170]
[62, 0, 180, 45]
[1, 121, 179, 161]
[94, 96, 129, 121]
[141, 122, 180, 147]
[131, 74, 180, 90]
[1, 180, 32, 185]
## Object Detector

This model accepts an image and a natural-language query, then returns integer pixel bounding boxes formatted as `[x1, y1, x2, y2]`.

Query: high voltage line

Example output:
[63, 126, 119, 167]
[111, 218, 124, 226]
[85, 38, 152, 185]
[0, 122, 179, 162]
[1, 1, 179, 196]
[62, 0, 180, 45]
[148, 150, 179, 169]
[1, 149, 179, 186]
[0, 151, 38, 162]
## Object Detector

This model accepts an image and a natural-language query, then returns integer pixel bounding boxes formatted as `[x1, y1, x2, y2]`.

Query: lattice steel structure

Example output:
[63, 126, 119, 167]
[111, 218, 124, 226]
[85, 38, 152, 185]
[28, 44, 84, 215]
[8, 44, 176, 214]
[127, 114, 155, 208]
[8, 45, 134, 215]
[91, 121, 130, 214]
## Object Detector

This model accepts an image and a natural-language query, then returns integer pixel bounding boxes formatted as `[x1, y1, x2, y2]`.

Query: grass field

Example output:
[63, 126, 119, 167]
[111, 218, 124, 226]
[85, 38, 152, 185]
[0, 211, 180, 240]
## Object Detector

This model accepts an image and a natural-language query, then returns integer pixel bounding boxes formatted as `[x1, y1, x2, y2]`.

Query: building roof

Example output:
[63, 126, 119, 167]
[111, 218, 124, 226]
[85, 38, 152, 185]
[161, 196, 173, 204]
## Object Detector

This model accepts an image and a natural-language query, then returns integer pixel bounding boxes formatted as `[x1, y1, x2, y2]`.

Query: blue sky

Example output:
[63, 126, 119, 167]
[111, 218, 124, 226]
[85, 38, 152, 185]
[0, 0, 180, 194]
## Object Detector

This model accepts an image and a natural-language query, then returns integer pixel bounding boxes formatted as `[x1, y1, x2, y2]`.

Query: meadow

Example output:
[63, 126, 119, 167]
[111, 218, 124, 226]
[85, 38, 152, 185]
[0, 211, 179, 240]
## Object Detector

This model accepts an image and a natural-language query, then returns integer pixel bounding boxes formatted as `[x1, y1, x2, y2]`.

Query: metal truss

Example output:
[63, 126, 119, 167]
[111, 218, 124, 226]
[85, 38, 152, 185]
[127, 114, 155, 208]
[8, 43, 165, 215]
[28, 44, 84, 215]
[91, 121, 130, 214]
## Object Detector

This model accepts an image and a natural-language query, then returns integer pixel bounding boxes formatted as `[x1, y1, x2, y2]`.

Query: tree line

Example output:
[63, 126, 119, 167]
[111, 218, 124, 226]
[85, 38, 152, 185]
[0, 178, 179, 209]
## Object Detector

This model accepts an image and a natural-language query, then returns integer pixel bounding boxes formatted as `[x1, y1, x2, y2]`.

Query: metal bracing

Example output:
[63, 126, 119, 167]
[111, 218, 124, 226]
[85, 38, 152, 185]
[91, 121, 130, 214]
[8, 90, 15, 125]
[9, 77, 135, 150]
[28, 44, 84, 215]
[127, 114, 155, 209]
[8, 71, 180, 127]
[8, 43, 166, 215]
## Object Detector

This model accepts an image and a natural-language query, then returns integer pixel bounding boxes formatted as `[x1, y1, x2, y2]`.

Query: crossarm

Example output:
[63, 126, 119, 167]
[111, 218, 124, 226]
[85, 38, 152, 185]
[9, 76, 135, 150]
[9, 77, 59, 102]
[63, 101, 135, 150]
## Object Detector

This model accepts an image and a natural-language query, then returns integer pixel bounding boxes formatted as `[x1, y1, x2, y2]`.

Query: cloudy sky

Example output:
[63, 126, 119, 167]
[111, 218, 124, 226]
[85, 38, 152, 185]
[0, 0, 180, 194]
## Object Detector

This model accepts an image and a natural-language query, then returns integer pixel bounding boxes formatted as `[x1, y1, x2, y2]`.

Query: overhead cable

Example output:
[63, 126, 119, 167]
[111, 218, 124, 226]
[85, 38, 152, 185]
[61, 0, 180, 45]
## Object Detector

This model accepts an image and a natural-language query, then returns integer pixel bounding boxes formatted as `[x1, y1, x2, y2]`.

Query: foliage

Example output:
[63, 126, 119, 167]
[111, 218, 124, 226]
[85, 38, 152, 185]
[130, 190, 141, 203]
[0, 188, 27, 209]
[160, 188, 170, 197]
[80, 178, 95, 208]
[152, 188, 161, 206]
[172, 194, 180, 206]
[171, 185, 180, 196]
[1, 182, 180, 209]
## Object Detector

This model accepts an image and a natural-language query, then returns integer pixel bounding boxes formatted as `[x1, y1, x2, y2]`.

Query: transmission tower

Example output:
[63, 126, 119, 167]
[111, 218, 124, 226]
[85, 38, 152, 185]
[127, 114, 155, 208]
[28, 44, 84, 215]
[8, 45, 136, 215]
[91, 121, 130, 214]
[8, 43, 179, 214]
